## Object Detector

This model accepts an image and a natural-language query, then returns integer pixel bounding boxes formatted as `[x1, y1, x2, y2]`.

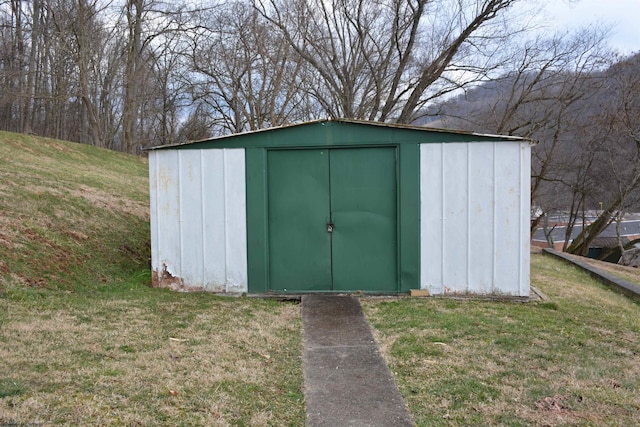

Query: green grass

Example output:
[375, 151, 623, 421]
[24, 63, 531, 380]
[0, 131, 149, 291]
[0, 378, 27, 398]
[363, 254, 640, 426]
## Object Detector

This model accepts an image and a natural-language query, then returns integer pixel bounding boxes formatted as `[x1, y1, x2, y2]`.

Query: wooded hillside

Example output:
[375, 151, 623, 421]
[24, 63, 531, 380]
[0, 0, 619, 151]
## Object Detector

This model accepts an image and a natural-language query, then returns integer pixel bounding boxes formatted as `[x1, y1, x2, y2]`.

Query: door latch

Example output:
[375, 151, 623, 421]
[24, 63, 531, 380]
[327, 223, 334, 233]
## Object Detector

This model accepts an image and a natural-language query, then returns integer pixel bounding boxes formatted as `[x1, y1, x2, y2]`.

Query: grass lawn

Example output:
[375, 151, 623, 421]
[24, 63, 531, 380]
[363, 253, 640, 426]
[0, 281, 304, 426]
[2, 254, 639, 426]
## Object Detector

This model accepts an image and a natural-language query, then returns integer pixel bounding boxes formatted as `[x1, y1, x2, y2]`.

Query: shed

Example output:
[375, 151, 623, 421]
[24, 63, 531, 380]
[147, 119, 531, 296]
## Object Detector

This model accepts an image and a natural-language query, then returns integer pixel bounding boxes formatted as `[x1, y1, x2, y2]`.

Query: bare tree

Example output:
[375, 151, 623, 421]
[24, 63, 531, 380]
[2, 0, 637, 179]
[0, 0, 27, 132]
[566, 54, 640, 255]
[47, 0, 115, 147]
[145, 29, 190, 147]
[121, 0, 145, 152]
[253, 0, 521, 122]
[186, 1, 309, 134]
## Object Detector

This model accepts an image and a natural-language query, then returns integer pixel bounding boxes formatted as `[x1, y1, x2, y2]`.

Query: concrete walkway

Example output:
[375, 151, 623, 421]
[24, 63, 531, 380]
[301, 295, 415, 427]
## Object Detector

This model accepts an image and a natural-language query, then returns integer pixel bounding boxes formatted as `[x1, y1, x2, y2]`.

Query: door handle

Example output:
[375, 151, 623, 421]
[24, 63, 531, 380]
[327, 223, 334, 233]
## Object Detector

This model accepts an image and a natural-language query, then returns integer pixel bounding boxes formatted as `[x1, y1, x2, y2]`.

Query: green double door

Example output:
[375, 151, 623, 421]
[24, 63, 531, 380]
[267, 147, 397, 292]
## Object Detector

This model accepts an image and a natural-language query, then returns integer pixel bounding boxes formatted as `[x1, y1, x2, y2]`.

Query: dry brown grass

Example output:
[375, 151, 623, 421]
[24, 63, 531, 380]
[0, 292, 304, 426]
[576, 255, 640, 287]
[534, 245, 640, 288]
[0, 132, 305, 425]
[69, 185, 149, 219]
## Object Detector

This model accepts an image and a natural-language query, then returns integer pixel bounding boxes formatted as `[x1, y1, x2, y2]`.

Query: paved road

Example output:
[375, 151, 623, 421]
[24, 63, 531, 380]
[532, 220, 640, 243]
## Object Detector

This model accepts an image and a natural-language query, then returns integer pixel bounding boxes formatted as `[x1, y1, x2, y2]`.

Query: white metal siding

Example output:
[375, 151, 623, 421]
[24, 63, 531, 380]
[519, 142, 532, 295]
[149, 148, 248, 292]
[222, 150, 248, 292]
[468, 143, 495, 294]
[202, 150, 227, 288]
[420, 141, 530, 296]
[421, 143, 445, 294]
[149, 150, 160, 276]
[180, 150, 204, 287]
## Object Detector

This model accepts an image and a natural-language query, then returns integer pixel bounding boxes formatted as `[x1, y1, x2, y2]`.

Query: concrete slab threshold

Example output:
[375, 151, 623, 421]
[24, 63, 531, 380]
[301, 295, 415, 427]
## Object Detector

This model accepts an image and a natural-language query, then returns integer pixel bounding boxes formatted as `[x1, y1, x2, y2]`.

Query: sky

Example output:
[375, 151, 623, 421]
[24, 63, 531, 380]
[540, 0, 640, 54]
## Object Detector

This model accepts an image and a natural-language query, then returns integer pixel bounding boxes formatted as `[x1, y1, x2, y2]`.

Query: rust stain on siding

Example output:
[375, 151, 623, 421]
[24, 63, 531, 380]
[152, 263, 204, 292]
[158, 166, 173, 192]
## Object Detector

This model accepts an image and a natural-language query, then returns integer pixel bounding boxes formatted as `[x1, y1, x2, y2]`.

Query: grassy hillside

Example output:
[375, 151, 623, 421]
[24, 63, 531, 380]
[0, 133, 306, 425]
[0, 131, 150, 291]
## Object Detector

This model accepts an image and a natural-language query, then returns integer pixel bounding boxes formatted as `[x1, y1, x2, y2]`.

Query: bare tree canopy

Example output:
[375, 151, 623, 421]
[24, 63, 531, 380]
[0, 0, 633, 167]
[252, 0, 520, 123]
[0, 0, 537, 145]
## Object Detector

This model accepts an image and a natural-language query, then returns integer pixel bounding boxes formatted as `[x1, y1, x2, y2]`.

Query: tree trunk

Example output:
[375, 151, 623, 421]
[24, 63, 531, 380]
[122, 0, 144, 153]
[566, 194, 623, 256]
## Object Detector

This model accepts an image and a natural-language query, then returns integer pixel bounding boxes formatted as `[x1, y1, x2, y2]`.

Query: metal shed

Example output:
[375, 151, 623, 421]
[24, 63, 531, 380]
[148, 119, 530, 296]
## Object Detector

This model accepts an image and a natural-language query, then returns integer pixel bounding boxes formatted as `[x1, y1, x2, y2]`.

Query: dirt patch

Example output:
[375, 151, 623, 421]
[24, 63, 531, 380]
[63, 229, 89, 241]
[0, 210, 22, 250]
[0, 231, 17, 250]
[581, 257, 640, 275]
[0, 260, 10, 274]
[70, 185, 149, 219]
[535, 395, 571, 412]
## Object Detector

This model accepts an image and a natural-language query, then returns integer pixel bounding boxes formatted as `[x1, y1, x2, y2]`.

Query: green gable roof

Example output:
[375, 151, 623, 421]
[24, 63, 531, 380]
[147, 118, 525, 151]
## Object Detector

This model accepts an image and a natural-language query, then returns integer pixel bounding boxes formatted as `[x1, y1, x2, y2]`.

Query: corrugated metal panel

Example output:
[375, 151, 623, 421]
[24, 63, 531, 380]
[154, 149, 182, 283]
[149, 151, 160, 275]
[179, 150, 204, 287]
[420, 141, 530, 296]
[202, 150, 226, 288]
[443, 143, 469, 290]
[468, 142, 496, 294]
[519, 142, 531, 295]
[223, 149, 248, 291]
[420, 143, 444, 294]
[149, 148, 247, 292]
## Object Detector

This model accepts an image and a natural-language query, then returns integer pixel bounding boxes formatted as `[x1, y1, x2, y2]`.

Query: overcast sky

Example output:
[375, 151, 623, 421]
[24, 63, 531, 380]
[540, 0, 640, 54]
